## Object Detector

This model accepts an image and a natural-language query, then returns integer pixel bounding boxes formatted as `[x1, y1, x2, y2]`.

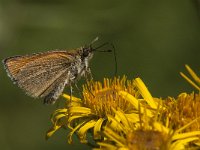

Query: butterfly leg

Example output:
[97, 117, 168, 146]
[74, 82, 82, 98]
[85, 67, 93, 81]
[69, 83, 73, 103]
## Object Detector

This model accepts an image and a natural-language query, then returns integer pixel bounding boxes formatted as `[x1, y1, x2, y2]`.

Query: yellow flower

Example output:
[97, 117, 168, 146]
[46, 76, 159, 144]
[162, 92, 200, 145]
[96, 108, 200, 150]
[46, 65, 200, 149]
[180, 65, 200, 91]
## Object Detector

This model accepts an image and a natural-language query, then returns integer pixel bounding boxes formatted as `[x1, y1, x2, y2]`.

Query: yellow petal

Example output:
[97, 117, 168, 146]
[51, 108, 68, 123]
[68, 115, 90, 129]
[180, 72, 200, 91]
[118, 90, 139, 109]
[176, 118, 200, 133]
[69, 106, 93, 114]
[170, 137, 199, 150]
[185, 64, 200, 84]
[125, 113, 140, 123]
[46, 125, 61, 140]
[107, 115, 124, 131]
[96, 142, 118, 150]
[134, 78, 158, 109]
[118, 90, 153, 117]
[93, 118, 105, 140]
[153, 122, 170, 134]
[194, 142, 200, 146]
[62, 94, 82, 102]
[103, 127, 126, 147]
[118, 148, 129, 150]
[172, 131, 200, 141]
[67, 121, 87, 144]
[77, 120, 97, 143]
[52, 108, 68, 114]
[53, 114, 67, 125]
[112, 108, 131, 129]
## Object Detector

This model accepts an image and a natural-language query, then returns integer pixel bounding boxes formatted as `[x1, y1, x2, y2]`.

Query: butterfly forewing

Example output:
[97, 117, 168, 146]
[3, 51, 75, 103]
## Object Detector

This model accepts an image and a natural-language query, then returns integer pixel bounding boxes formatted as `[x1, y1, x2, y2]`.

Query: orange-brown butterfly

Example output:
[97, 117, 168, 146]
[2, 37, 112, 104]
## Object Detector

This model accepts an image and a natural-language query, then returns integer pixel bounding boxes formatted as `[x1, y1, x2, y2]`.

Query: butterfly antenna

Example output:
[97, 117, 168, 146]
[93, 42, 109, 51]
[91, 37, 118, 76]
[95, 43, 118, 76]
[90, 37, 99, 45]
[111, 43, 118, 76]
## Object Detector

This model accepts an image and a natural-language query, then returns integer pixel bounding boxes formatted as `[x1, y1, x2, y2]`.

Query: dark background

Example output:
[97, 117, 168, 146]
[0, 0, 200, 149]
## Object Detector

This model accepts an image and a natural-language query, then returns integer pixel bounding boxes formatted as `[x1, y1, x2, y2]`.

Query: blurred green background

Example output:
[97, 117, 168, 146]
[0, 0, 200, 149]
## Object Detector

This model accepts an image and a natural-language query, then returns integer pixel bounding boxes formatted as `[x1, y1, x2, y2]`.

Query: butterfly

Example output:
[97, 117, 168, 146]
[2, 37, 112, 104]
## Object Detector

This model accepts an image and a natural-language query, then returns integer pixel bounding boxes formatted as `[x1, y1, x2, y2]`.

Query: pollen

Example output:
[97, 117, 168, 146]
[82, 76, 140, 117]
[126, 130, 168, 150]
[163, 93, 200, 132]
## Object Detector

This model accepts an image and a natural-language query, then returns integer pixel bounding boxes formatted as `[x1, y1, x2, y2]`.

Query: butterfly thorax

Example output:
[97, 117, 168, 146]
[69, 46, 94, 79]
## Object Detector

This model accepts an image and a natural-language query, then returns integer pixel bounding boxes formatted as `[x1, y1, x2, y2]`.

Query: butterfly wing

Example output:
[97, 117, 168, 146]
[3, 51, 76, 102]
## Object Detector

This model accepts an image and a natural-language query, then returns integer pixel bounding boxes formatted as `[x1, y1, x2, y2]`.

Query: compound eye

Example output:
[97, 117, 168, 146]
[83, 49, 89, 57]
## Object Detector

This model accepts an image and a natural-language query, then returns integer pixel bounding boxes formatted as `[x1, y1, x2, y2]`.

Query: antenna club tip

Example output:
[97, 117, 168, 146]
[94, 37, 99, 41]
[91, 37, 99, 45]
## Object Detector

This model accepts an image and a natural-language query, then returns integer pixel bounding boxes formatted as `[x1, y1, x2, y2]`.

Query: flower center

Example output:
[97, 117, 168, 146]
[82, 77, 140, 117]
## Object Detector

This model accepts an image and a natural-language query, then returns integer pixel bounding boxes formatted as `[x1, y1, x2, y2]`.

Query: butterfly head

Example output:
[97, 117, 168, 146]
[79, 37, 112, 61]
[78, 37, 97, 61]
[84, 45, 94, 58]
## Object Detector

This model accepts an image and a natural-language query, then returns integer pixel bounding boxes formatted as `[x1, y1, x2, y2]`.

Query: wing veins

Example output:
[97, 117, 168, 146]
[38, 69, 69, 97]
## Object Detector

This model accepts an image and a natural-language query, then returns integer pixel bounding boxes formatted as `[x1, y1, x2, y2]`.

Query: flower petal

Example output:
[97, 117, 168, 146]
[107, 115, 125, 132]
[46, 125, 61, 140]
[180, 72, 200, 91]
[95, 142, 119, 150]
[77, 120, 97, 143]
[112, 108, 131, 129]
[67, 121, 87, 144]
[170, 137, 199, 150]
[51, 108, 68, 123]
[125, 113, 140, 123]
[118, 90, 153, 117]
[68, 115, 92, 129]
[93, 118, 105, 140]
[134, 78, 158, 109]
[185, 64, 200, 84]
[172, 131, 200, 141]
[69, 106, 93, 114]
[103, 127, 126, 147]
[62, 94, 82, 102]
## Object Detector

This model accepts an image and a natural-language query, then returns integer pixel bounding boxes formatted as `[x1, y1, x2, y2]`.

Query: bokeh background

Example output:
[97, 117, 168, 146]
[0, 0, 200, 150]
